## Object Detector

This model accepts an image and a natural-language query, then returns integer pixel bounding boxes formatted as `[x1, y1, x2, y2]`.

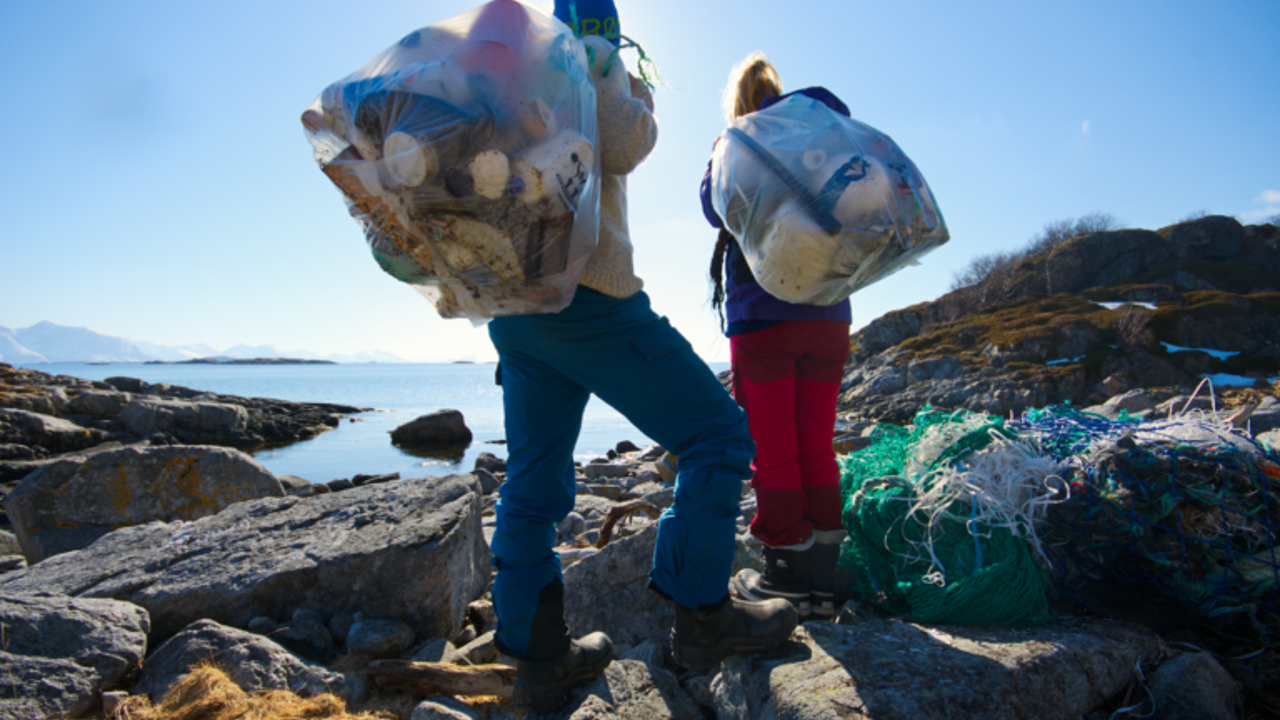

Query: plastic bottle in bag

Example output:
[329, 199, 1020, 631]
[709, 94, 948, 306]
[302, 0, 602, 321]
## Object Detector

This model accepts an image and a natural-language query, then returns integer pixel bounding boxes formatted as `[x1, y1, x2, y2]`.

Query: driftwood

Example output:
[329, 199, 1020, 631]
[595, 499, 661, 549]
[367, 660, 516, 697]
[1227, 400, 1260, 429]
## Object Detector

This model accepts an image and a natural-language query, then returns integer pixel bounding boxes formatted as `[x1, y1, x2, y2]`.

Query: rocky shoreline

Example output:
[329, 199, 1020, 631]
[2, 216, 1278, 719]
[1, 385, 1270, 718]
[0, 364, 367, 505]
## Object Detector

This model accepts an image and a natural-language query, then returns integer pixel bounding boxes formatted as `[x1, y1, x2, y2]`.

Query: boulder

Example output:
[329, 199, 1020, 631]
[65, 389, 132, 418]
[564, 523, 672, 653]
[0, 592, 149, 720]
[132, 619, 363, 703]
[0, 474, 491, 645]
[710, 619, 1162, 720]
[1248, 395, 1280, 435]
[0, 407, 106, 454]
[392, 409, 473, 448]
[346, 617, 417, 659]
[271, 608, 337, 663]
[1146, 651, 1241, 720]
[119, 398, 253, 446]
[2, 445, 284, 563]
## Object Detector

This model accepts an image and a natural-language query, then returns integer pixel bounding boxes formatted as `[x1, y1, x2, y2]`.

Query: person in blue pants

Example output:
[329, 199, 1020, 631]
[489, 1, 798, 712]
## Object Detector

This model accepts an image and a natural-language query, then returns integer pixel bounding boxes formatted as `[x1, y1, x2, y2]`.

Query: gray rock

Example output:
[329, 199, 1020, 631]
[633, 464, 663, 485]
[286, 483, 320, 498]
[346, 618, 416, 659]
[561, 657, 704, 720]
[0, 556, 26, 572]
[1154, 394, 1216, 417]
[353, 472, 400, 486]
[1248, 395, 1280, 435]
[248, 615, 280, 635]
[0, 592, 149, 720]
[710, 619, 1162, 720]
[573, 494, 621, 524]
[329, 611, 355, 646]
[3, 445, 284, 563]
[1105, 388, 1157, 415]
[278, 474, 312, 492]
[1258, 428, 1280, 453]
[564, 523, 672, 653]
[1147, 651, 1240, 720]
[0, 530, 17, 556]
[410, 638, 453, 663]
[132, 619, 362, 702]
[66, 389, 132, 417]
[119, 398, 254, 446]
[558, 511, 587, 544]
[583, 463, 631, 480]
[327, 477, 354, 492]
[0, 474, 491, 646]
[0, 407, 107, 454]
[392, 409, 473, 448]
[473, 467, 502, 495]
[273, 608, 337, 663]
[474, 451, 506, 473]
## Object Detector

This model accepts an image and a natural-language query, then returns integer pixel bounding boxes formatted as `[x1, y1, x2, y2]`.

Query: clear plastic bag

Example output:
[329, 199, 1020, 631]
[302, 0, 600, 321]
[709, 94, 949, 306]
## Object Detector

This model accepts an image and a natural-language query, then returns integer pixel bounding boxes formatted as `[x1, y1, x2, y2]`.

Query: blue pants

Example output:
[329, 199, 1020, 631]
[487, 289, 754, 658]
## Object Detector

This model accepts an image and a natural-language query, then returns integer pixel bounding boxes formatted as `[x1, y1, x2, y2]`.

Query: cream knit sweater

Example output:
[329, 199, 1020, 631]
[576, 35, 657, 299]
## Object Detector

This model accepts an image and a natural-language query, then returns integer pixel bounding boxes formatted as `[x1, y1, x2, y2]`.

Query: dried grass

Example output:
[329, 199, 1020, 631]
[98, 663, 397, 720]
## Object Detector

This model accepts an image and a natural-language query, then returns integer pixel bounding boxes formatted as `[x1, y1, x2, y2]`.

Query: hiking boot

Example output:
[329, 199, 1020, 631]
[670, 595, 798, 672]
[512, 632, 613, 713]
[731, 543, 811, 616]
[808, 529, 847, 619]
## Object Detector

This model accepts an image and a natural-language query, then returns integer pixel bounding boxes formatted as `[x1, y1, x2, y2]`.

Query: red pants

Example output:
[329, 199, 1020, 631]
[731, 320, 850, 547]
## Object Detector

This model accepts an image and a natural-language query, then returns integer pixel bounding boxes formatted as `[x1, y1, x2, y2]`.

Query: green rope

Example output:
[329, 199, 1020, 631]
[563, 1, 663, 91]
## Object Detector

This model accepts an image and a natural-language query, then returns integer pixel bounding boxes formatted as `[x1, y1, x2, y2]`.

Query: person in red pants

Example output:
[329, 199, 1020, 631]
[700, 52, 851, 619]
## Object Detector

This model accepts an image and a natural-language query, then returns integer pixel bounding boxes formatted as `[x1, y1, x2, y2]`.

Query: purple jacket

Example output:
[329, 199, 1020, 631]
[701, 87, 853, 335]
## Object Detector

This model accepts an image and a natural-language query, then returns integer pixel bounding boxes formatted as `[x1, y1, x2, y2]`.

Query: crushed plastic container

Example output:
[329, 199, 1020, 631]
[709, 94, 949, 306]
[302, 0, 600, 321]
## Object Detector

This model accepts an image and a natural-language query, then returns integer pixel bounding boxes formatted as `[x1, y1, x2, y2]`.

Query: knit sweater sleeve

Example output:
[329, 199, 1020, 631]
[584, 35, 657, 176]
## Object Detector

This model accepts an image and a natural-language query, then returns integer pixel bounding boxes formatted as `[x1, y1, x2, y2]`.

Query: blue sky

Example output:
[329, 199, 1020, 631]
[1, 0, 1277, 362]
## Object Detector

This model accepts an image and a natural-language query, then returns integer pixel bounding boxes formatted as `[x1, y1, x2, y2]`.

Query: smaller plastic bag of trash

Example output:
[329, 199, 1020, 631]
[709, 94, 948, 306]
[302, 0, 600, 321]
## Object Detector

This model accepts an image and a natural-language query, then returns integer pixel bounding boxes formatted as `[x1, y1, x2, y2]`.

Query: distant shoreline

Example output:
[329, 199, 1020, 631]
[146, 358, 338, 366]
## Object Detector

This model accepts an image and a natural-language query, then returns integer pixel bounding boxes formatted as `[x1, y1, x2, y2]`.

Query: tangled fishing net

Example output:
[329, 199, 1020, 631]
[839, 399, 1280, 629]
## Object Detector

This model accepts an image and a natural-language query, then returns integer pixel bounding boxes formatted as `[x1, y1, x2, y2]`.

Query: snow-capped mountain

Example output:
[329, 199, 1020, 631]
[0, 322, 409, 364]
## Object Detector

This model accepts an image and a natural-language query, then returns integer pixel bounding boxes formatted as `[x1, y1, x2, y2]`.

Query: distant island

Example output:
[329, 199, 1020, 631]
[145, 358, 338, 366]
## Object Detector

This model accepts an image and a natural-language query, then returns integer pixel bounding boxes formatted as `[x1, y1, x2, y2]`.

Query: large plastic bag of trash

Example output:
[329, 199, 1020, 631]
[709, 94, 949, 306]
[302, 0, 600, 320]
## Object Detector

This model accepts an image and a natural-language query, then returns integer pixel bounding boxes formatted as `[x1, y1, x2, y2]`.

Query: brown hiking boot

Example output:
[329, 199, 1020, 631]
[670, 595, 798, 672]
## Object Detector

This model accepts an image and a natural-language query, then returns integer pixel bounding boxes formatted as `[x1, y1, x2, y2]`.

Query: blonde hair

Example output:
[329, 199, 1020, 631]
[721, 51, 783, 123]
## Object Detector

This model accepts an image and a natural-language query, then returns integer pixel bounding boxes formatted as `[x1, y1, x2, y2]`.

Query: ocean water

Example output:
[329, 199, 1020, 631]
[20, 362, 728, 482]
